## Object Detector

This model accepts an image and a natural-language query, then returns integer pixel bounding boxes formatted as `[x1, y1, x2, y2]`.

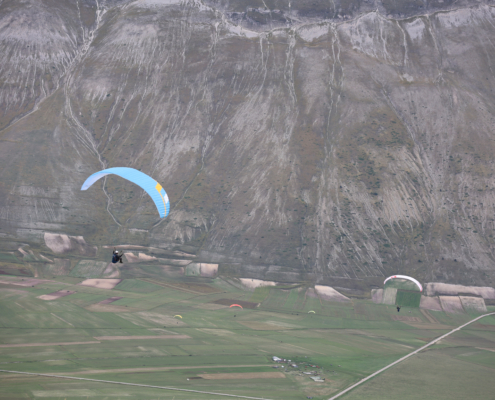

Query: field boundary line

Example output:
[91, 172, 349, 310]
[140, 278, 209, 294]
[0, 369, 274, 400]
[328, 312, 495, 400]
[0, 341, 100, 348]
[420, 309, 438, 324]
[49, 364, 270, 376]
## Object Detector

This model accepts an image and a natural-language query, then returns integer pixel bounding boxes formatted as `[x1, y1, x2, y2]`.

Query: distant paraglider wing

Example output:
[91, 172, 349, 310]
[81, 167, 170, 218]
[230, 304, 243, 309]
[308, 310, 315, 314]
[174, 315, 182, 319]
[384, 275, 423, 292]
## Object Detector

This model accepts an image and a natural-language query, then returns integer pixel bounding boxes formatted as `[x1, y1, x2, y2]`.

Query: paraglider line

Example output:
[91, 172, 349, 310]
[102, 176, 122, 227]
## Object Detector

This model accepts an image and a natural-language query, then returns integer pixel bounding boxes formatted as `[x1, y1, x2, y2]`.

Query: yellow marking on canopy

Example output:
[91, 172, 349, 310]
[155, 183, 166, 207]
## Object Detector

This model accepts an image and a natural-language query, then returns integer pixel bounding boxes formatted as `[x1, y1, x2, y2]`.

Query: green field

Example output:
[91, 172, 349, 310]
[0, 276, 494, 400]
[341, 341, 495, 400]
[250, 285, 271, 302]
[68, 260, 108, 278]
[114, 279, 164, 293]
[395, 290, 421, 307]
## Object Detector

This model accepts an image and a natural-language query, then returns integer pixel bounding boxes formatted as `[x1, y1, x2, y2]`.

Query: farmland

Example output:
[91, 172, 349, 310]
[0, 276, 494, 400]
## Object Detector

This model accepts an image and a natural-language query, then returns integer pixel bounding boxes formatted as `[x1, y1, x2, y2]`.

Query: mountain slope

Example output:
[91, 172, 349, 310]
[1, 0, 495, 288]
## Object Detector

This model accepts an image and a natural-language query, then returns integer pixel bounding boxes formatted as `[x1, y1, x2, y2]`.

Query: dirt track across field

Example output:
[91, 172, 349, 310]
[404, 322, 453, 330]
[46, 364, 269, 376]
[0, 341, 100, 348]
[476, 347, 495, 352]
[199, 372, 285, 380]
[93, 335, 190, 341]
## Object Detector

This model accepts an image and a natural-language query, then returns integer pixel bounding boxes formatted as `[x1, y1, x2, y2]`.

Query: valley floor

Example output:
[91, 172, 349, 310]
[0, 275, 494, 399]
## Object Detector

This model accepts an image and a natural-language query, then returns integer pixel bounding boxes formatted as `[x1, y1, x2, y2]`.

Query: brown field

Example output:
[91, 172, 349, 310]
[198, 372, 286, 380]
[420, 296, 443, 311]
[459, 296, 487, 312]
[391, 315, 422, 322]
[194, 303, 228, 310]
[97, 296, 123, 305]
[78, 278, 121, 289]
[85, 304, 137, 312]
[404, 322, 453, 330]
[196, 328, 235, 336]
[0, 341, 100, 348]
[38, 290, 76, 301]
[426, 283, 495, 299]
[439, 296, 465, 314]
[238, 321, 288, 330]
[213, 298, 259, 309]
[93, 335, 190, 340]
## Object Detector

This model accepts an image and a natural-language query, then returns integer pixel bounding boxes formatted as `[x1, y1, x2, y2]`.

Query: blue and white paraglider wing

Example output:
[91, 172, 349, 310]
[81, 167, 170, 218]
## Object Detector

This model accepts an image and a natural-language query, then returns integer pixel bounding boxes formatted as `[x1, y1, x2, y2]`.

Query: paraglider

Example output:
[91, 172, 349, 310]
[174, 315, 182, 319]
[308, 310, 315, 314]
[384, 275, 423, 292]
[230, 304, 243, 309]
[81, 167, 170, 218]
[111, 248, 124, 264]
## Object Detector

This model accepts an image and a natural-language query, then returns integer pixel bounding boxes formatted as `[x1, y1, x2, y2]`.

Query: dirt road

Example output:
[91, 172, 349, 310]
[328, 312, 495, 400]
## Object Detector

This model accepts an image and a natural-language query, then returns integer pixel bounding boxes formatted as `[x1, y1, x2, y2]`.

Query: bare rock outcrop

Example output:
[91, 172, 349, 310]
[426, 283, 495, 299]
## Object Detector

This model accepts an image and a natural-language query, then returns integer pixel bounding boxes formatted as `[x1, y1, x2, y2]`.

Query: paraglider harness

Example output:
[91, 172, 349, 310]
[112, 248, 124, 264]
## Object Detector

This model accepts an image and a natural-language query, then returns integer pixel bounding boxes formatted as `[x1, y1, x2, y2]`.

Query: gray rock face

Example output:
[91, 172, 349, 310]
[1, 0, 495, 288]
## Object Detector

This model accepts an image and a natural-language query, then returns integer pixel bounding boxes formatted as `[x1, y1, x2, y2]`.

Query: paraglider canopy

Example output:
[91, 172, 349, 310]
[384, 275, 423, 292]
[230, 304, 243, 309]
[174, 315, 182, 319]
[81, 167, 170, 218]
[308, 310, 315, 314]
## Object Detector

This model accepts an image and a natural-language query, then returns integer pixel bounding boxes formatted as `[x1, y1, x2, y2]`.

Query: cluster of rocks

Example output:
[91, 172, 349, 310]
[272, 356, 330, 382]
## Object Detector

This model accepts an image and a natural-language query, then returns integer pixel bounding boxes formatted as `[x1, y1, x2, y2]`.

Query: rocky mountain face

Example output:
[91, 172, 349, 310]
[1, 0, 495, 290]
